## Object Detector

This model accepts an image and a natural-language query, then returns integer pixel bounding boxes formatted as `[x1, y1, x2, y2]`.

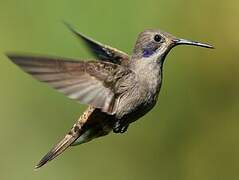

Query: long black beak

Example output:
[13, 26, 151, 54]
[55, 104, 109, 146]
[173, 38, 214, 49]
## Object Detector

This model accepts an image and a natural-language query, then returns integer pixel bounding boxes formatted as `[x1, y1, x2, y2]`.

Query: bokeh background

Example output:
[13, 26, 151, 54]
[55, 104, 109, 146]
[0, 0, 238, 179]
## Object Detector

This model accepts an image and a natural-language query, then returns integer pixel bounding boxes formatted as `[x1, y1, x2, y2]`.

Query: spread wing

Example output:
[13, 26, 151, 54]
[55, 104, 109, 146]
[64, 22, 130, 66]
[7, 54, 124, 114]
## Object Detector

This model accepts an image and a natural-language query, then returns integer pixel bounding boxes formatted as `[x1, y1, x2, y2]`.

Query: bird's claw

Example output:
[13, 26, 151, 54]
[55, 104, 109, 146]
[113, 121, 129, 133]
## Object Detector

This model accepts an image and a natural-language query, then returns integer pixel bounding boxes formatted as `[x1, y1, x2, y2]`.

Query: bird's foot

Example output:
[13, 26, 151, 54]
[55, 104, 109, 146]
[119, 124, 129, 133]
[113, 121, 129, 134]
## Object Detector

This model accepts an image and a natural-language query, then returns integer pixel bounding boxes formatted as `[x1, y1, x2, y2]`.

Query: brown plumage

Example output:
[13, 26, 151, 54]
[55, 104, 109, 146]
[6, 25, 213, 169]
[7, 52, 132, 169]
[35, 106, 114, 169]
[64, 22, 129, 66]
[8, 55, 128, 114]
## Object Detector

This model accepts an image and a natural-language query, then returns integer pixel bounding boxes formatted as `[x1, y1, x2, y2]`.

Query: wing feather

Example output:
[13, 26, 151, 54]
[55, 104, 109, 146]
[7, 54, 123, 114]
[64, 22, 130, 66]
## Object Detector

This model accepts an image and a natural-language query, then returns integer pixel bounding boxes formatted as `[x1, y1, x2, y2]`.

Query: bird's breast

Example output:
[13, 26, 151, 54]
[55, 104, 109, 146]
[115, 66, 162, 121]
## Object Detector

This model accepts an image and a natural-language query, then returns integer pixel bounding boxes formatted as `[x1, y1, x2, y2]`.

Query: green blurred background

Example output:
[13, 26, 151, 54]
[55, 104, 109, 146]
[0, 0, 238, 179]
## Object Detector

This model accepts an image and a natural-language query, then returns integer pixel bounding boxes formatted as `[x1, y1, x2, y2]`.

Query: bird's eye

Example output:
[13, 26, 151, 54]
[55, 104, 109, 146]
[154, 34, 162, 42]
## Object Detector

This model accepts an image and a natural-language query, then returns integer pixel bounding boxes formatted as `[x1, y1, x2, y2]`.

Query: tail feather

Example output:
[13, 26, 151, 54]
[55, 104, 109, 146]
[34, 106, 95, 169]
[35, 133, 79, 169]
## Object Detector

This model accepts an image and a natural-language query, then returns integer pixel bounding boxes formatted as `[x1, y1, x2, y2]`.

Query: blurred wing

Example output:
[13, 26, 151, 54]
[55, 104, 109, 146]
[7, 54, 120, 114]
[64, 22, 130, 66]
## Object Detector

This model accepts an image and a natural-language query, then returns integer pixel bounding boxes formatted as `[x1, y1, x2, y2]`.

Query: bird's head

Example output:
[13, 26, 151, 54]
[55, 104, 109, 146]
[132, 29, 213, 64]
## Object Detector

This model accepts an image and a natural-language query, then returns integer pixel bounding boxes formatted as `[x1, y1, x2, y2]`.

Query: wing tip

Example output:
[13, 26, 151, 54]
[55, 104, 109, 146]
[63, 21, 98, 46]
[5, 53, 42, 67]
[62, 20, 75, 33]
[5, 52, 19, 61]
[5, 52, 27, 66]
[63, 21, 85, 39]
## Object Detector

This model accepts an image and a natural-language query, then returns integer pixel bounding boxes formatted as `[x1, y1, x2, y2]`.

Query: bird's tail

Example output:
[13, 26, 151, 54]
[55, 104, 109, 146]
[34, 124, 82, 170]
[35, 106, 96, 170]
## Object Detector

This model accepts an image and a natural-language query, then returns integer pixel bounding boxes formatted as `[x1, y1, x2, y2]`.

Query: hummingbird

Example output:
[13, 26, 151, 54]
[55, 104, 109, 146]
[6, 23, 213, 169]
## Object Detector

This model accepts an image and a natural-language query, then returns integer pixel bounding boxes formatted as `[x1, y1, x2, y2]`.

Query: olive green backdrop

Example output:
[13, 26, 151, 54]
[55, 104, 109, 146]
[0, 0, 238, 180]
